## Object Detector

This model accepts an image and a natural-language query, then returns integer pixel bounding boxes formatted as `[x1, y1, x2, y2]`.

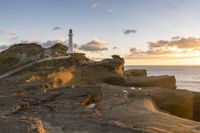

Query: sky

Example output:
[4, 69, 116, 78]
[1, 0, 200, 65]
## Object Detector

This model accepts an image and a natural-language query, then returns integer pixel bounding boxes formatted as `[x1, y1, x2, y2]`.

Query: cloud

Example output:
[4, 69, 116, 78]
[0, 44, 11, 52]
[166, 2, 178, 10]
[113, 46, 119, 50]
[10, 36, 19, 41]
[0, 30, 3, 34]
[108, 10, 113, 13]
[41, 39, 78, 49]
[79, 39, 108, 51]
[127, 37, 200, 59]
[0, 39, 71, 52]
[74, 43, 79, 48]
[18, 40, 40, 44]
[149, 37, 200, 49]
[123, 29, 137, 35]
[9, 29, 16, 36]
[52, 26, 62, 31]
[91, 3, 99, 11]
[171, 36, 180, 40]
[41, 40, 67, 48]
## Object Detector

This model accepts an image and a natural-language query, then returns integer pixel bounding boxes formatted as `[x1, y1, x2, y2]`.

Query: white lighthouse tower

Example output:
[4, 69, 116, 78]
[67, 29, 74, 54]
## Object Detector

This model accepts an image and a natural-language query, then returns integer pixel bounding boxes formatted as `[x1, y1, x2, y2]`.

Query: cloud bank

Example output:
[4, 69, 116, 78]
[127, 37, 200, 59]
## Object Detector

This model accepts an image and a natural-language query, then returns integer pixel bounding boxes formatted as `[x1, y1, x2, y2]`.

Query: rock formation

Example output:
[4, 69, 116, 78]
[0, 43, 68, 74]
[0, 43, 200, 133]
[125, 75, 176, 89]
[125, 69, 147, 77]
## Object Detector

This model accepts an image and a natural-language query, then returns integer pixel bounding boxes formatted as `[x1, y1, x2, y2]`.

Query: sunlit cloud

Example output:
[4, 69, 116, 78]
[127, 37, 200, 59]
[79, 39, 108, 51]
[149, 37, 200, 49]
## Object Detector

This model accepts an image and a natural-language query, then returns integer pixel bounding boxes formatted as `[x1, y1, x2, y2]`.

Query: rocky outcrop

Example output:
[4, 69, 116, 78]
[50, 43, 67, 54]
[125, 69, 147, 77]
[99, 84, 200, 133]
[0, 43, 43, 74]
[151, 89, 200, 122]
[0, 43, 68, 74]
[125, 75, 176, 89]
[104, 76, 125, 85]
[0, 82, 200, 133]
[0, 43, 43, 56]
[0, 44, 176, 90]
[21, 55, 125, 88]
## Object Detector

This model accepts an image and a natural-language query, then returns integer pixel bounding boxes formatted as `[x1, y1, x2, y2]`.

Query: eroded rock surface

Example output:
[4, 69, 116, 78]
[125, 69, 147, 77]
[125, 75, 176, 89]
[1, 83, 200, 133]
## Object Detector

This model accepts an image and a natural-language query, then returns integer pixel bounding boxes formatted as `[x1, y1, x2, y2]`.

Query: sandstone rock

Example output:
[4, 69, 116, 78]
[0, 43, 44, 74]
[0, 43, 43, 56]
[104, 76, 125, 85]
[50, 43, 67, 52]
[125, 75, 176, 89]
[98, 84, 200, 133]
[3, 54, 125, 88]
[152, 89, 200, 121]
[125, 69, 147, 77]
[0, 43, 68, 74]
[49, 43, 68, 56]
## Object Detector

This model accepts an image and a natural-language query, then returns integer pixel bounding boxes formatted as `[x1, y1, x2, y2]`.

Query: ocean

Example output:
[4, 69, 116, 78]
[125, 65, 200, 92]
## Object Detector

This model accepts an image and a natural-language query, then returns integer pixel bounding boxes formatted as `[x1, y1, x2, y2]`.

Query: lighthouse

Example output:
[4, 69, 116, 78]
[67, 29, 74, 54]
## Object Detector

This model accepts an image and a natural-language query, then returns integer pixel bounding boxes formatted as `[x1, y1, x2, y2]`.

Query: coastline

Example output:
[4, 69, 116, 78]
[125, 65, 200, 92]
[0, 43, 200, 133]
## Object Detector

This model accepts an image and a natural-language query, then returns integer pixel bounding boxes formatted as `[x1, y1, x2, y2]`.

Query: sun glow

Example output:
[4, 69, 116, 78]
[125, 55, 200, 66]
